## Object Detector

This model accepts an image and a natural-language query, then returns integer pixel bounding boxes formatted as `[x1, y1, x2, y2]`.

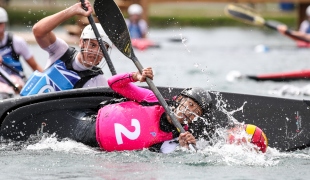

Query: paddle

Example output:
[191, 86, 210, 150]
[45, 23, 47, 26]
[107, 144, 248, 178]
[225, 4, 310, 43]
[94, 0, 197, 151]
[0, 66, 20, 92]
[80, 0, 117, 75]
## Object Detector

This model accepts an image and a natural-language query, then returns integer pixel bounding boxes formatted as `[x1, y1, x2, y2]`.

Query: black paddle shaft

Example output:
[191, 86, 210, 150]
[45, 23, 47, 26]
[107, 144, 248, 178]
[0, 69, 18, 91]
[94, 0, 197, 151]
[1, 62, 26, 79]
[80, 0, 117, 75]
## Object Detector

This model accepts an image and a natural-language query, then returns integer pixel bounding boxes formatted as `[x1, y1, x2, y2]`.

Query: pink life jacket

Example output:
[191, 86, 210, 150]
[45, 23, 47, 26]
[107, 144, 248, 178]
[96, 101, 173, 151]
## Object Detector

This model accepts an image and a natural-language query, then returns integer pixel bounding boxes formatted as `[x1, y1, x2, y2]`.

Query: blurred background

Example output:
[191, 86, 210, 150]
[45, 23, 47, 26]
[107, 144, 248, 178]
[2, 2, 310, 178]
[1, 0, 302, 28]
[3, 0, 310, 99]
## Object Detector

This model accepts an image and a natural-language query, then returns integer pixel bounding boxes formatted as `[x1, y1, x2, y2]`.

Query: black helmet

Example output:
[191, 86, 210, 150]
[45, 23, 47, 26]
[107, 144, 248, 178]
[179, 87, 212, 114]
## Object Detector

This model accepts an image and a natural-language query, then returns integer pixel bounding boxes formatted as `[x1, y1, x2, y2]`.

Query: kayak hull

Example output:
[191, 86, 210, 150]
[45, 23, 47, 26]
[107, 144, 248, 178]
[0, 87, 309, 152]
[131, 38, 160, 50]
[248, 70, 310, 81]
[296, 40, 310, 48]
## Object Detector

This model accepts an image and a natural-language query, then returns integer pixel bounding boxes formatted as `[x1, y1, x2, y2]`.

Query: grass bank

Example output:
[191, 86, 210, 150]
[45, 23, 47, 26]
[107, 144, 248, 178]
[5, 1, 299, 29]
[148, 3, 298, 28]
[6, 8, 76, 27]
[149, 16, 297, 28]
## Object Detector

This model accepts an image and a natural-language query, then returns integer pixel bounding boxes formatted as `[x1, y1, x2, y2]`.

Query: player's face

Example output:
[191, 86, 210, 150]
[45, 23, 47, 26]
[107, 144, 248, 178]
[80, 39, 110, 68]
[174, 96, 202, 124]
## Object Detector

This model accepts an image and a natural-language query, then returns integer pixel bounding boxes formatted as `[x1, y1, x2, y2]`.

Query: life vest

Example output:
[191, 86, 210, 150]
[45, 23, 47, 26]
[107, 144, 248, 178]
[306, 26, 310, 34]
[0, 34, 22, 72]
[96, 101, 173, 151]
[128, 23, 143, 39]
[20, 47, 103, 96]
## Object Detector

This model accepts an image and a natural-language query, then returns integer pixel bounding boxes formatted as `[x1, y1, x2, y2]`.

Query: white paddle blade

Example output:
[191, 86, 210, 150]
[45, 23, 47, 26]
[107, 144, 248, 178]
[224, 4, 265, 26]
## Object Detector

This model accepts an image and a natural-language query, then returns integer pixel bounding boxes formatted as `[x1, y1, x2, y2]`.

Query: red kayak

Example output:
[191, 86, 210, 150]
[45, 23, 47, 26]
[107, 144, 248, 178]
[131, 38, 160, 51]
[247, 69, 310, 81]
[296, 40, 310, 48]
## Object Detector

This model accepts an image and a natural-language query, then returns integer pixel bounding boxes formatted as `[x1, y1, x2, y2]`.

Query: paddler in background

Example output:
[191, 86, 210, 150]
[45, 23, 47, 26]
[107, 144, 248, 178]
[0, 7, 42, 96]
[0, 56, 24, 97]
[125, 4, 148, 39]
[277, 24, 310, 47]
[299, 5, 310, 34]
[125, 4, 158, 51]
[276, 5, 310, 44]
[19, 0, 112, 96]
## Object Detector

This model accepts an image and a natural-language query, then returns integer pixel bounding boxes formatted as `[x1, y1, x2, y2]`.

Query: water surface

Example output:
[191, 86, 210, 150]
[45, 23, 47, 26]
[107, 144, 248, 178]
[4, 26, 310, 180]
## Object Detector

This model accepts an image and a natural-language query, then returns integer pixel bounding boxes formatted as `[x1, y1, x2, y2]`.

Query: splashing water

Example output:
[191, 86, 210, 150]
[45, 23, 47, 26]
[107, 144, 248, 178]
[212, 91, 247, 126]
[1, 129, 309, 169]
[268, 84, 310, 97]
[25, 133, 97, 154]
[179, 33, 190, 53]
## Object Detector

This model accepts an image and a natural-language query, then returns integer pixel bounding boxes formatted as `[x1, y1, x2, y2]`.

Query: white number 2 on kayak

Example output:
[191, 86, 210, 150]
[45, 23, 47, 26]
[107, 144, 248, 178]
[114, 119, 141, 145]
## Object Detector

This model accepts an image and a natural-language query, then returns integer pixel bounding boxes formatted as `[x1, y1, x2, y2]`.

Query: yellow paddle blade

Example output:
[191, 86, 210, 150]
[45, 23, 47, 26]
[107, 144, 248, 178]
[224, 4, 265, 26]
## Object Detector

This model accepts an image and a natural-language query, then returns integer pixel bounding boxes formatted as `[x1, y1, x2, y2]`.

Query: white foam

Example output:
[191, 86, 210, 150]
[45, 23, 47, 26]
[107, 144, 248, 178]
[26, 134, 97, 154]
[254, 44, 269, 53]
[196, 138, 279, 166]
[226, 70, 242, 82]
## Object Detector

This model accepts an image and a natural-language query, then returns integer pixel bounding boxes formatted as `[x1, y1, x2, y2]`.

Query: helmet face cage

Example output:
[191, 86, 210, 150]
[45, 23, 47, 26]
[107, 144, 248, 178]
[80, 39, 111, 70]
[169, 92, 214, 140]
[172, 87, 213, 135]
[174, 96, 202, 125]
[180, 87, 212, 115]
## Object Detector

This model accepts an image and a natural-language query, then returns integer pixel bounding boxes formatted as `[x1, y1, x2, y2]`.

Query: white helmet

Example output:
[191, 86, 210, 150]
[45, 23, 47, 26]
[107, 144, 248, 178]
[80, 23, 112, 70]
[0, 7, 8, 23]
[128, 4, 143, 15]
[306, 5, 310, 16]
[80, 23, 112, 48]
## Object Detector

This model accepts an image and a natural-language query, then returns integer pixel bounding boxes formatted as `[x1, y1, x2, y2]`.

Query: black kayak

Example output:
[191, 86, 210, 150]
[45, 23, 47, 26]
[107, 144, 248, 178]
[0, 86, 309, 152]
